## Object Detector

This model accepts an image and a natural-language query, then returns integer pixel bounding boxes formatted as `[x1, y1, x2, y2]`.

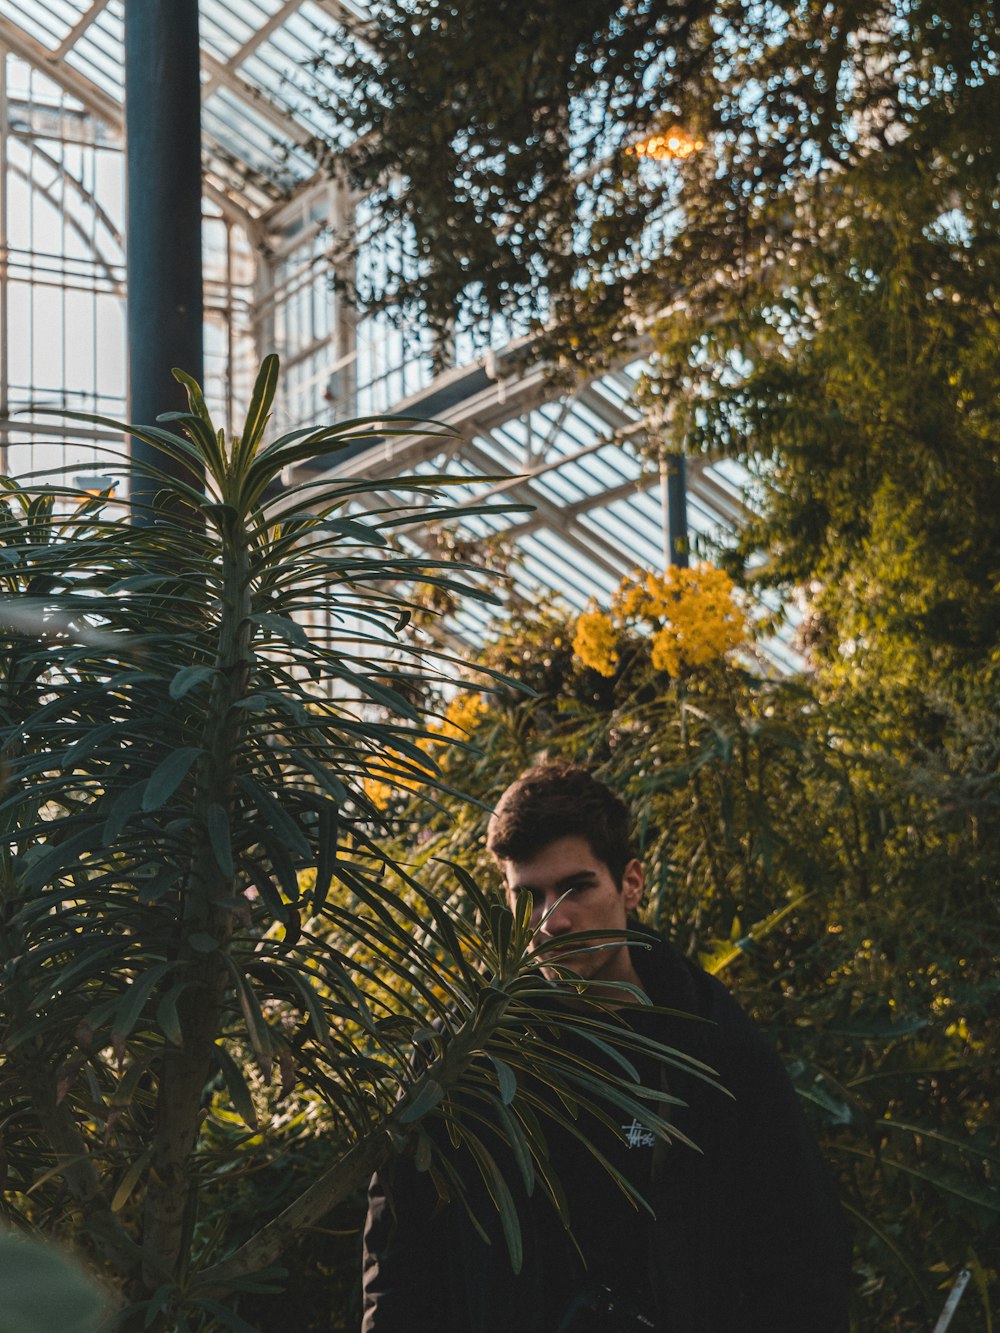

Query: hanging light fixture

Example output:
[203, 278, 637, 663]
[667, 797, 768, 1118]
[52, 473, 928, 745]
[630, 125, 705, 160]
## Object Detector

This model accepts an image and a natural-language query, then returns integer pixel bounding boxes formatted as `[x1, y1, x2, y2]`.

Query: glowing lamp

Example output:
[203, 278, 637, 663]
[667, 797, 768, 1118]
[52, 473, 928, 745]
[630, 125, 705, 161]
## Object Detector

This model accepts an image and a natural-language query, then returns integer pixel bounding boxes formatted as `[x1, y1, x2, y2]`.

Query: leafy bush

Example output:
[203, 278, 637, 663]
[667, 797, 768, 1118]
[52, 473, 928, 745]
[368, 602, 999, 1331]
[1, 363, 710, 1329]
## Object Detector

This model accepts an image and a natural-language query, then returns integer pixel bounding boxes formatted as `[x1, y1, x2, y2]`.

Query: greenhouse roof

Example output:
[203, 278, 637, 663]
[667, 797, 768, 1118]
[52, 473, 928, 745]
[0, 0, 361, 217]
[0, 1, 791, 666]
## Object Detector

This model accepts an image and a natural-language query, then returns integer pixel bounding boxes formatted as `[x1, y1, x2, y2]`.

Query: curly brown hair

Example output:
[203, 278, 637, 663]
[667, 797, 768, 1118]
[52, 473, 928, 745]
[486, 762, 637, 889]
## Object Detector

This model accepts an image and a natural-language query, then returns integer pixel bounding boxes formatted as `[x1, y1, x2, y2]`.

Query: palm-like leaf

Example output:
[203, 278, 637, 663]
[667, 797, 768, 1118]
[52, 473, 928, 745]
[0, 361, 715, 1323]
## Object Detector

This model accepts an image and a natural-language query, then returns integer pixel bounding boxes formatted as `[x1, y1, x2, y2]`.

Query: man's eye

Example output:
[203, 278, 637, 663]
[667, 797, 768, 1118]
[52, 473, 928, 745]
[511, 888, 540, 904]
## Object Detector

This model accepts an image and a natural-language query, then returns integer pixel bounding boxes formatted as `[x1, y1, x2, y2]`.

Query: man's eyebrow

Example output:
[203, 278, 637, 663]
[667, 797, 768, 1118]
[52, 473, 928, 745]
[509, 870, 599, 893]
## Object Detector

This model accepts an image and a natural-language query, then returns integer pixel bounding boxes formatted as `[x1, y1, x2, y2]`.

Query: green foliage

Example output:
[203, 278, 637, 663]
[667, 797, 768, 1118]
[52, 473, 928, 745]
[369, 611, 1000, 1330]
[649, 141, 1000, 702]
[320, 0, 997, 364]
[0, 362, 714, 1328]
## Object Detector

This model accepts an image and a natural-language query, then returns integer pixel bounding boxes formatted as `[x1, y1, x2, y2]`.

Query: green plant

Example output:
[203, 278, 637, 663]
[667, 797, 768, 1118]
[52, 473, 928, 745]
[373, 608, 1000, 1331]
[0, 361, 714, 1329]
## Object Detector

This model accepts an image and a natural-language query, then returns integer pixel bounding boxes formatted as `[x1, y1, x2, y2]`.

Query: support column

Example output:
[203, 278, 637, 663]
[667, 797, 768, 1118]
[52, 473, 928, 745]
[124, 0, 204, 512]
[330, 175, 358, 420]
[661, 450, 689, 568]
[0, 45, 9, 477]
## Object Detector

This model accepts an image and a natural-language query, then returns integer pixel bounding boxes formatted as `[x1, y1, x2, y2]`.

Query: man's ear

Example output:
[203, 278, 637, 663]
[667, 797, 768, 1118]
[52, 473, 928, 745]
[622, 858, 644, 912]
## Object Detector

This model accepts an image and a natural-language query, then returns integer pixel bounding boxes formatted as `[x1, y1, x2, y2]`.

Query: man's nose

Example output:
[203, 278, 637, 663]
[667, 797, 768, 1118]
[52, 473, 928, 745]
[538, 896, 573, 937]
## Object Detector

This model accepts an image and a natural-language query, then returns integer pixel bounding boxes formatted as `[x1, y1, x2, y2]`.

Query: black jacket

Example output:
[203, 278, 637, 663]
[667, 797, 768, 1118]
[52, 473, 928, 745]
[362, 933, 850, 1332]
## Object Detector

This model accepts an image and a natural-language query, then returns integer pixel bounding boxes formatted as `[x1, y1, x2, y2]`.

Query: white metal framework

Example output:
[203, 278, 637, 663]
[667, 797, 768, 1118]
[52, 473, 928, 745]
[0, 1, 765, 652]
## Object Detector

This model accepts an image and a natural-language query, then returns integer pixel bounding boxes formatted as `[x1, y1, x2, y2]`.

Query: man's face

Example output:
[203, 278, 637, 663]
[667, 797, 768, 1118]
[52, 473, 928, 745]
[502, 834, 644, 987]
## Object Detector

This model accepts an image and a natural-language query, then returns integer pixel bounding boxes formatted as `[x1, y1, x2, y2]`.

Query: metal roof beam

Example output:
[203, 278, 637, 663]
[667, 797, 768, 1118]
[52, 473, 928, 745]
[0, 15, 120, 128]
[210, 0, 306, 84]
[0, 417, 124, 443]
[53, 0, 114, 60]
[201, 52, 314, 149]
[329, 375, 555, 482]
[573, 381, 641, 435]
[531, 397, 574, 462]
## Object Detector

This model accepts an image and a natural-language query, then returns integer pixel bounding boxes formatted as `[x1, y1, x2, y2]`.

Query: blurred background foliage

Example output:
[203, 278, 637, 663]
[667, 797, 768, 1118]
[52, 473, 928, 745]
[303, 8, 1000, 1321]
[251, 559, 998, 1331]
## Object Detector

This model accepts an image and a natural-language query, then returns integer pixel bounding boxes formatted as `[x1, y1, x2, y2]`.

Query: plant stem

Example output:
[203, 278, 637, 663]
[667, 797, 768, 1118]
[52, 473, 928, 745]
[20, 1054, 145, 1281]
[141, 512, 253, 1287]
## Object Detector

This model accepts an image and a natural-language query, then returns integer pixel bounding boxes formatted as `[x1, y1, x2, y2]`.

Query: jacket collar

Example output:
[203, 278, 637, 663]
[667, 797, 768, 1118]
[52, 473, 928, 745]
[628, 924, 701, 1015]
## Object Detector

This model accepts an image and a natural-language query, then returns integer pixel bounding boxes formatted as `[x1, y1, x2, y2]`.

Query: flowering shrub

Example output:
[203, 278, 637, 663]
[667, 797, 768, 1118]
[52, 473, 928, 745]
[440, 689, 490, 739]
[573, 564, 747, 678]
[572, 609, 620, 676]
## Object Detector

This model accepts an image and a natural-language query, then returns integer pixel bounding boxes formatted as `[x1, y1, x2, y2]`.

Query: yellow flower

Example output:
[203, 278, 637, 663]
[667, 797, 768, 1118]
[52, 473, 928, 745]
[644, 565, 746, 673]
[440, 690, 489, 739]
[572, 609, 619, 676]
[363, 744, 434, 810]
[650, 626, 682, 675]
[611, 564, 747, 676]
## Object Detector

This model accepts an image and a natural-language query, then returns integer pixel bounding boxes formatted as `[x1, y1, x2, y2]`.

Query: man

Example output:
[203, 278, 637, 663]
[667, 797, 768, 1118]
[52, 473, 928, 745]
[363, 763, 851, 1331]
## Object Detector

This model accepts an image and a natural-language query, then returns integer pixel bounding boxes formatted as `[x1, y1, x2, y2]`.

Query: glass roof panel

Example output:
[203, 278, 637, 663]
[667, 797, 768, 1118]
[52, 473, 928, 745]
[469, 431, 523, 476]
[3, 0, 365, 205]
[584, 440, 639, 483]
[199, 12, 247, 63]
[2, 3, 782, 662]
[204, 85, 312, 182]
[239, 52, 321, 129]
[81, 7, 125, 63]
[9, 3, 67, 48]
[518, 539, 603, 609]
[529, 469, 588, 509]
[70, 31, 126, 102]
[203, 0, 265, 49]
[583, 500, 662, 567]
[569, 395, 627, 439]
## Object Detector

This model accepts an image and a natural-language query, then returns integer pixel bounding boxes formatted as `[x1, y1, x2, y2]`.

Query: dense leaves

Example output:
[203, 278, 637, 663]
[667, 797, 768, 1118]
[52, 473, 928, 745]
[373, 610, 1000, 1330]
[651, 145, 1000, 696]
[320, 0, 998, 363]
[0, 363, 711, 1329]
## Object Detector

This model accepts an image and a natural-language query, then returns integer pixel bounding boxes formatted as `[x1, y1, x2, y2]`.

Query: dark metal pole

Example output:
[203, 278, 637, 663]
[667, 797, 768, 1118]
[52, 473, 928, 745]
[124, 0, 204, 515]
[660, 450, 689, 568]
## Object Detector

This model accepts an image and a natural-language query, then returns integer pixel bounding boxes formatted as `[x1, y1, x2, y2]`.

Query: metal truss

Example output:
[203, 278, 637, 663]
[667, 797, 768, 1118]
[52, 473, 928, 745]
[292, 336, 753, 646]
[0, 1, 765, 658]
